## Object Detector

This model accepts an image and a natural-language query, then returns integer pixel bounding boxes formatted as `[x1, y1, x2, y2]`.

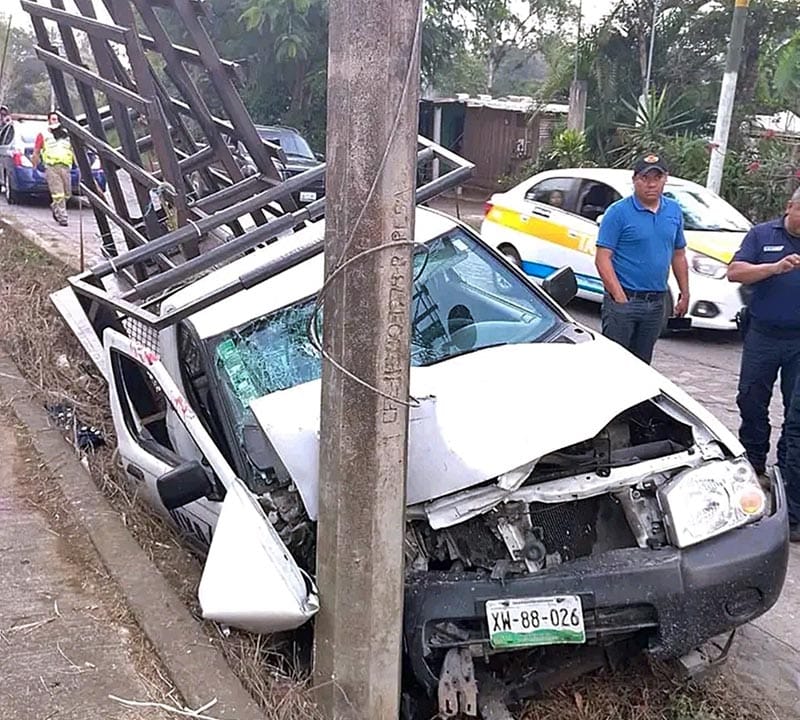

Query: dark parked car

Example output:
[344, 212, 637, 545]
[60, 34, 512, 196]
[0, 119, 107, 204]
[255, 125, 325, 205]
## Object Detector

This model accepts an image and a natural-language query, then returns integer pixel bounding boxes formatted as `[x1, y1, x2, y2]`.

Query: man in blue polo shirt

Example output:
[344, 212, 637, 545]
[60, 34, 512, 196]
[728, 187, 800, 540]
[595, 154, 690, 364]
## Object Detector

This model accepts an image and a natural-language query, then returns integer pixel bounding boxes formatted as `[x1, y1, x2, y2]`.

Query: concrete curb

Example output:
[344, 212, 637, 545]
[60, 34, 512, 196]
[0, 351, 265, 720]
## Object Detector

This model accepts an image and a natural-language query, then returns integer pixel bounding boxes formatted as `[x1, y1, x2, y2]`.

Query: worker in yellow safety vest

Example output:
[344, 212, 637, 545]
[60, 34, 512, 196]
[32, 111, 75, 227]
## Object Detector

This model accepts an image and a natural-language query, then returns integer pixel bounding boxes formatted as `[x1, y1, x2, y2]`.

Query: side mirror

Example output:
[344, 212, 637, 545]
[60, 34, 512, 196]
[157, 460, 214, 510]
[542, 266, 578, 307]
[315, 152, 325, 162]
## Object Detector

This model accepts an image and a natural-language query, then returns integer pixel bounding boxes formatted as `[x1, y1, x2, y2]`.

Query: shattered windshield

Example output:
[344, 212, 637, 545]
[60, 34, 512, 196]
[208, 227, 559, 418]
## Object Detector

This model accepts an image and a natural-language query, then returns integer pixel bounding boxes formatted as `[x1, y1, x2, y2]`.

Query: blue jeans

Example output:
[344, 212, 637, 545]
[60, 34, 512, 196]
[601, 293, 665, 364]
[736, 326, 800, 475]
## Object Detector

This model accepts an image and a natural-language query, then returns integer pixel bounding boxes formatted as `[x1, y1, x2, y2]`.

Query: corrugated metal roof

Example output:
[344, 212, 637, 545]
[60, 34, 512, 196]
[423, 94, 569, 115]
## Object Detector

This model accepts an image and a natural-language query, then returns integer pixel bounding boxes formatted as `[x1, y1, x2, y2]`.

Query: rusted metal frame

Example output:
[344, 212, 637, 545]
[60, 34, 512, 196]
[25, 2, 116, 255]
[69, 274, 162, 327]
[126, 0, 248, 185]
[35, 47, 149, 112]
[167, 0, 291, 198]
[130, 3, 270, 232]
[191, 172, 273, 213]
[145, 66, 226, 203]
[21, 0, 129, 42]
[166, 95, 287, 177]
[135, 146, 470, 327]
[123, 197, 324, 305]
[59, 115, 171, 195]
[49, 0, 132, 255]
[91, 145, 436, 281]
[89, 164, 329, 279]
[172, 145, 217, 176]
[79, 182, 177, 271]
[107, 0, 196, 259]
[139, 33, 240, 79]
[72, 0, 168, 259]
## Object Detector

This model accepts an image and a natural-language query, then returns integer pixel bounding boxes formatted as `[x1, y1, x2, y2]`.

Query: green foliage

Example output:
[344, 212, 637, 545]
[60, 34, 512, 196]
[612, 88, 695, 166]
[203, 0, 329, 149]
[772, 32, 800, 110]
[0, 14, 51, 114]
[547, 128, 593, 168]
[425, 0, 575, 93]
[660, 134, 712, 185]
[722, 135, 800, 222]
[580, 0, 800, 158]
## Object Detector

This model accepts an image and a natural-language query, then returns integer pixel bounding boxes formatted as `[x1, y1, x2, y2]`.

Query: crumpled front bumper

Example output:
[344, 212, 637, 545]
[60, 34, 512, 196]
[403, 473, 789, 691]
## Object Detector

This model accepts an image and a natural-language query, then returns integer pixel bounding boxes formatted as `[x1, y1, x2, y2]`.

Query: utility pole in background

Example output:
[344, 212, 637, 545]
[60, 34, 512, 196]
[706, 0, 750, 194]
[567, 0, 587, 132]
[314, 0, 422, 717]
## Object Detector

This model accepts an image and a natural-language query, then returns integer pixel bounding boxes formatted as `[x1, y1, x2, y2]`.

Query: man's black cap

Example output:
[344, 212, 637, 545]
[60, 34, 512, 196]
[633, 153, 668, 175]
[0, 105, 8, 113]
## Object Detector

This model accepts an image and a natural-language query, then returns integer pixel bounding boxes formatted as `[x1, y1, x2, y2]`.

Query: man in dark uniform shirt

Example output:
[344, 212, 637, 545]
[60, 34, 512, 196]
[728, 187, 800, 540]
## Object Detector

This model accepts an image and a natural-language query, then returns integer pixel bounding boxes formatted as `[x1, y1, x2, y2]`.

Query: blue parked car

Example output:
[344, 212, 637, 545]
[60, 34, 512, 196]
[0, 119, 107, 204]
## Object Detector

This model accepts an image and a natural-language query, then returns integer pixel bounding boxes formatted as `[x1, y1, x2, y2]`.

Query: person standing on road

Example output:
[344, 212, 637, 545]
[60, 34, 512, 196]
[594, 153, 690, 364]
[31, 111, 74, 227]
[727, 188, 800, 532]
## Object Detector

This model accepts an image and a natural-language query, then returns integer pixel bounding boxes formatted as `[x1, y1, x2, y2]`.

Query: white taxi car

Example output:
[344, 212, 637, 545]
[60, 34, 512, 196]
[481, 168, 751, 331]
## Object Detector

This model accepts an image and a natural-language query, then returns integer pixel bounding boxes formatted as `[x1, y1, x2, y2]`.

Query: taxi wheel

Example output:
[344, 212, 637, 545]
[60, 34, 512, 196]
[499, 244, 522, 268]
[659, 290, 674, 337]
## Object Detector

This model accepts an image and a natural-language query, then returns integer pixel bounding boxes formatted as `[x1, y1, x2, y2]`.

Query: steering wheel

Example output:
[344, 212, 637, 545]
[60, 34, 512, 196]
[449, 320, 536, 351]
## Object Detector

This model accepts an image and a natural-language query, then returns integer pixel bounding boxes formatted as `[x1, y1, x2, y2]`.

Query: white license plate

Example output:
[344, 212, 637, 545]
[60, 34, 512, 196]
[486, 595, 585, 648]
[299, 191, 317, 202]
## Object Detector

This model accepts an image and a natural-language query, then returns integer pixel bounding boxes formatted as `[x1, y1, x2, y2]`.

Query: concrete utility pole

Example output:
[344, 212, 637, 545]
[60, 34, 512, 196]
[706, 0, 750, 194]
[567, 0, 587, 132]
[314, 0, 422, 717]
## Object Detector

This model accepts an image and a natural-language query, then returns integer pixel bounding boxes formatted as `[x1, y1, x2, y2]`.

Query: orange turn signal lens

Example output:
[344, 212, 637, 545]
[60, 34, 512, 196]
[738, 488, 765, 516]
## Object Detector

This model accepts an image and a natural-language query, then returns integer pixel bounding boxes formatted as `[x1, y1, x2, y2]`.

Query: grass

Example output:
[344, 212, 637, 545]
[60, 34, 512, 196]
[0, 216, 778, 720]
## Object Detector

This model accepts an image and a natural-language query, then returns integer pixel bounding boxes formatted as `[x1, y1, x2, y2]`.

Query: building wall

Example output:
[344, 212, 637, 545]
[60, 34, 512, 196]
[462, 107, 535, 189]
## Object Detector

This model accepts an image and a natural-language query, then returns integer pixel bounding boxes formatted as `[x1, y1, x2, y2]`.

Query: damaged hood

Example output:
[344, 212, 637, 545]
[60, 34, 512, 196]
[251, 338, 681, 520]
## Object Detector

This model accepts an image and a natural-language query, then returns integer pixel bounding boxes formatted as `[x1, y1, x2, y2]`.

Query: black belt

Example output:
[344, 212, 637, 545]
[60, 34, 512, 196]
[622, 289, 666, 301]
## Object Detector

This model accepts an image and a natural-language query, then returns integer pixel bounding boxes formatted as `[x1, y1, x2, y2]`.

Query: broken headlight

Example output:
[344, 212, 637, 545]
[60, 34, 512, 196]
[658, 458, 766, 548]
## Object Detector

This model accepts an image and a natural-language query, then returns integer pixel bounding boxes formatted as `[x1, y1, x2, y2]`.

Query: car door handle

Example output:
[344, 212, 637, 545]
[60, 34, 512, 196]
[532, 208, 551, 218]
[126, 464, 145, 481]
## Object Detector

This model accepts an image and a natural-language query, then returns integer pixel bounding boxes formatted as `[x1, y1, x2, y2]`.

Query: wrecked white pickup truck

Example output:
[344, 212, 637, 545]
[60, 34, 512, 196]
[54, 194, 789, 715]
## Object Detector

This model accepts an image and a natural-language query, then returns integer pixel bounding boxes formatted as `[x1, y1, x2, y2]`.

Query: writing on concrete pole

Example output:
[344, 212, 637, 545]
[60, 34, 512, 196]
[313, 0, 422, 718]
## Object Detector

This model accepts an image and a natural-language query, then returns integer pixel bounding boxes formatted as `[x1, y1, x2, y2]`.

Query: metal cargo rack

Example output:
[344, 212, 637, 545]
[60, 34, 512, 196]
[25, 0, 473, 337]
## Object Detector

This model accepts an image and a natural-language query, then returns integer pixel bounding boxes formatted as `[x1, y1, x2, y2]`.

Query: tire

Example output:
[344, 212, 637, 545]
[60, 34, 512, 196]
[4, 172, 19, 205]
[498, 243, 522, 268]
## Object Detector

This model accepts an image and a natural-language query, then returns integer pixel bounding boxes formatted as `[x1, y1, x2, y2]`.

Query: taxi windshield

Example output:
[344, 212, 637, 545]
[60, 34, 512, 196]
[663, 185, 751, 232]
[207, 226, 560, 415]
